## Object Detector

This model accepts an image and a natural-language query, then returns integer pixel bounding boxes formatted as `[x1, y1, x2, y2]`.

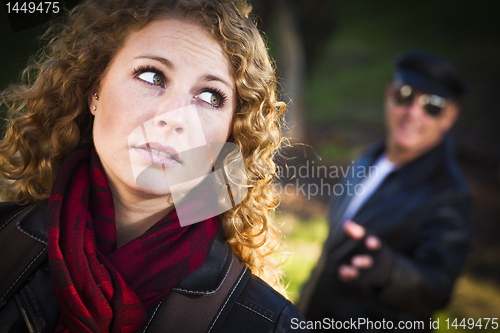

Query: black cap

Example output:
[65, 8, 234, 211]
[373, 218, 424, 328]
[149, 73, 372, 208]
[393, 50, 470, 99]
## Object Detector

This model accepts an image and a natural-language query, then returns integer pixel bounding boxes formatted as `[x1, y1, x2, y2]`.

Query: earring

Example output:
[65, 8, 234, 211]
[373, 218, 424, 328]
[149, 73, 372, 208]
[92, 106, 97, 111]
[94, 92, 99, 100]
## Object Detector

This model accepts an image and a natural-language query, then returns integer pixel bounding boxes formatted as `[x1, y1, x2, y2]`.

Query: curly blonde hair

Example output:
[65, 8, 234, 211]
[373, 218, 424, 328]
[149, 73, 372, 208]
[0, 0, 287, 294]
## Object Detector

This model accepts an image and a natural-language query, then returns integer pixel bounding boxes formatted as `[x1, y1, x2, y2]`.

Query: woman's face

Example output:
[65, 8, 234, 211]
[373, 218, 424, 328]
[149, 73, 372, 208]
[91, 19, 236, 199]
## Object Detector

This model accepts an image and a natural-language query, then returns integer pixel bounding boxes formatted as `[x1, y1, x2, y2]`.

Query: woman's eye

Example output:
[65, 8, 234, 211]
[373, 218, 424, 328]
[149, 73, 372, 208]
[138, 72, 164, 86]
[198, 91, 221, 107]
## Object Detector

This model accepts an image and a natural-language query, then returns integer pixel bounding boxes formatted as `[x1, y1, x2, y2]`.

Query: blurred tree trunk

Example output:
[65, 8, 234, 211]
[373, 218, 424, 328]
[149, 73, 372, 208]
[274, 0, 306, 142]
[252, 0, 306, 141]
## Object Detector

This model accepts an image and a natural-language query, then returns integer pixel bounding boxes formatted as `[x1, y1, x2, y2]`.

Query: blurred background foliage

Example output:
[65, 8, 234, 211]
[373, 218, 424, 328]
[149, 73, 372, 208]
[1, 0, 499, 331]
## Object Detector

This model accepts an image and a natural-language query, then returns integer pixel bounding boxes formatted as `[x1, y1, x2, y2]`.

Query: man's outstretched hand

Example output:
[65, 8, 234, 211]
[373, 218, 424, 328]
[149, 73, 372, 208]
[338, 221, 394, 287]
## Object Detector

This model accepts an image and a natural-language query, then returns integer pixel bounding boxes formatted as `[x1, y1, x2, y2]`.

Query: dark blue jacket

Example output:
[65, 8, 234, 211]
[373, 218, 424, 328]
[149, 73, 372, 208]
[0, 201, 308, 333]
[299, 136, 473, 331]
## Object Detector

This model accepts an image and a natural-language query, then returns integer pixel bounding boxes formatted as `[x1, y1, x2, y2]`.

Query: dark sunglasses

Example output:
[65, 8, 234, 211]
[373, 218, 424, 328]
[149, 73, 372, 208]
[393, 85, 446, 117]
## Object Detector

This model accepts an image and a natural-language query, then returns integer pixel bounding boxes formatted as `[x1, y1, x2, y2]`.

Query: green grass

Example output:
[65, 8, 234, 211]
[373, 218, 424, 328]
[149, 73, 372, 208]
[277, 212, 328, 303]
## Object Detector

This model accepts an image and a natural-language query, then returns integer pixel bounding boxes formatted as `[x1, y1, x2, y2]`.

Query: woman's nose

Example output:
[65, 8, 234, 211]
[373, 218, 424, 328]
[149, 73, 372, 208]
[153, 94, 193, 135]
[154, 108, 186, 135]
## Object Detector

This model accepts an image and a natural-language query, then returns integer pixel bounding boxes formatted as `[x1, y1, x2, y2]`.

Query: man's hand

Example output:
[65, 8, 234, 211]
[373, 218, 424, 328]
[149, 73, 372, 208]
[338, 221, 394, 286]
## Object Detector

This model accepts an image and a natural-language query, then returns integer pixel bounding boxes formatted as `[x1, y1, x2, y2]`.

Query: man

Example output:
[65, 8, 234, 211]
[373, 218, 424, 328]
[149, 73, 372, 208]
[298, 51, 473, 332]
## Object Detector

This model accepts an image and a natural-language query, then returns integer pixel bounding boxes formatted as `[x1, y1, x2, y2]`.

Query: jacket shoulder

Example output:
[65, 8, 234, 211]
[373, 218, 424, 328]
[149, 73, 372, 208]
[0, 202, 30, 224]
[219, 275, 308, 332]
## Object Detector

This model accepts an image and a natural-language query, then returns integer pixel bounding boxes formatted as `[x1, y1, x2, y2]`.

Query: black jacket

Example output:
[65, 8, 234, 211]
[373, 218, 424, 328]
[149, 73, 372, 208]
[299, 136, 473, 331]
[0, 200, 308, 333]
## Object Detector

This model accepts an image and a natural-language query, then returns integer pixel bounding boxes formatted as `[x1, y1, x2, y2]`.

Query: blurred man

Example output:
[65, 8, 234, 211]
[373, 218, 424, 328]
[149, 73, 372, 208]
[298, 51, 473, 332]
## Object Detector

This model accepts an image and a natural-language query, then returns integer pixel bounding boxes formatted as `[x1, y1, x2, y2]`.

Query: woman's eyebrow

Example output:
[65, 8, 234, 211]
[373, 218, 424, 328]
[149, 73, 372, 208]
[202, 74, 234, 92]
[135, 55, 174, 69]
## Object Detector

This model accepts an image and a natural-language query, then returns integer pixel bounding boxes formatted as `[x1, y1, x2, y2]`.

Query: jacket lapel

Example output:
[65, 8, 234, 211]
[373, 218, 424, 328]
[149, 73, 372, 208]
[351, 173, 402, 233]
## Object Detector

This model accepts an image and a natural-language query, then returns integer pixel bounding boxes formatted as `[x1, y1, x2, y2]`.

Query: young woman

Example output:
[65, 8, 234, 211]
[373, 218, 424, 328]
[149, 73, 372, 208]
[0, 0, 307, 331]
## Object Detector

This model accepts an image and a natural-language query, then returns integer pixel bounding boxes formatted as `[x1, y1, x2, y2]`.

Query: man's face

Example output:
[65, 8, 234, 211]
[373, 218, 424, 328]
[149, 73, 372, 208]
[384, 84, 458, 159]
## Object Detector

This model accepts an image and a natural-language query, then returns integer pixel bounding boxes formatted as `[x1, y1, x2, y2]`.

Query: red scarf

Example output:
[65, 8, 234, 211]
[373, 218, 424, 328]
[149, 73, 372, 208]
[47, 144, 219, 332]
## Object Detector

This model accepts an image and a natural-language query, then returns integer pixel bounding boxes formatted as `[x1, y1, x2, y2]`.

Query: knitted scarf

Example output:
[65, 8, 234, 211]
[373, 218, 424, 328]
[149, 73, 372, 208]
[47, 144, 219, 332]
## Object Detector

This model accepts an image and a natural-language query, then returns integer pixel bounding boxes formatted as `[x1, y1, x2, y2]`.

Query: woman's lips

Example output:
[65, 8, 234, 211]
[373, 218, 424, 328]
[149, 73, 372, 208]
[134, 142, 181, 167]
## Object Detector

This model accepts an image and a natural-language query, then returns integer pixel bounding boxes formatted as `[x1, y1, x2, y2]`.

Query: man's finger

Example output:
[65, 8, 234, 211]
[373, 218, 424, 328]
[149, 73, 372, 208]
[338, 265, 359, 282]
[343, 220, 365, 240]
[365, 235, 381, 250]
[351, 255, 373, 269]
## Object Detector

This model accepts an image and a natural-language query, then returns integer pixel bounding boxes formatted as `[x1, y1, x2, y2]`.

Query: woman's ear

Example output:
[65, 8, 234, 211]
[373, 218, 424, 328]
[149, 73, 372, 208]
[88, 88, 99, 115]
